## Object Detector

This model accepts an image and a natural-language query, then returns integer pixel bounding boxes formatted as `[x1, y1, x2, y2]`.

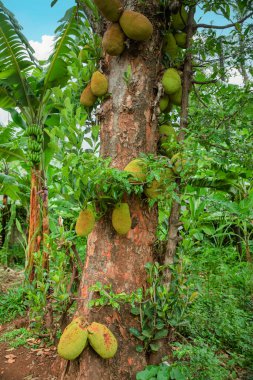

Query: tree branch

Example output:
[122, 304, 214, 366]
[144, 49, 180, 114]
[196, 11, 253, 30]
[193, 79, 217, 85]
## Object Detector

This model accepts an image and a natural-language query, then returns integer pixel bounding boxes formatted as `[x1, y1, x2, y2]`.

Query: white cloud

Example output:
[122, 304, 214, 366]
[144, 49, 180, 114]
[29, 35, 55, 61]
[227, 68, 244, 85]
[0, 109, 11, 126]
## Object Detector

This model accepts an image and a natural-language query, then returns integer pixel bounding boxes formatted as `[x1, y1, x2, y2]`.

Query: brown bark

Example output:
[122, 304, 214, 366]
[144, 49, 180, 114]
[61, 1, 162, 379]
[26, 166, 41, 282]
[164, 7, 196, 285]
[1, 194, 9, 249]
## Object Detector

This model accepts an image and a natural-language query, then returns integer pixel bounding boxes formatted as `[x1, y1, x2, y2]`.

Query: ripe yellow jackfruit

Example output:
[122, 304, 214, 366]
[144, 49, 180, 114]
[102, 23, 126, 56]
[124, 159, 147, 183]
[174, 32, 187, 48]
[162, 68, 181, 95]
[75, 207, 95, 237]
[90, 71, 108, 97]
[87, 322, 118, 359]
[144, 168, 174, 199]
[112, 203, 131, 235]
[171, 6, 188, 30]
[163, 32, 178, 60]
[169, 85, 182, 106]
[119, 10, 153, 41]
[80, 83, 97, 107]
[93, 0, 123, 22]
[57, 317, 88, 360]
[159, 124, 178, 157]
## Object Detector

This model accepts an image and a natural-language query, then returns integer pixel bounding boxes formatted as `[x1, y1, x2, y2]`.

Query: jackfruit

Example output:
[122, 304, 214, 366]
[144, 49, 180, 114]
[163, 32, 178, 60]
[57, 317, 88, 360]
[124, 159, 147, 183]
[75, 207, 95, 237]
[162, 68, 181, 95]
[87, 322, 118, 359]
[112, 203, 131, 235]
[159, 125, 178, 157]
[174, 32, 187, 48]
[159, 95, 169, 112]
[80, 83, 97, 107]
[93, 0, 123, 22]
[144, 168, 174, 199]
[171, 153, 186, 174]
[119, 10, 153, 41]
[102, 23, 126, 56]
[91, 71, 108, 97]
[169, 85, 182, 106]
[171, 6, 188, 31]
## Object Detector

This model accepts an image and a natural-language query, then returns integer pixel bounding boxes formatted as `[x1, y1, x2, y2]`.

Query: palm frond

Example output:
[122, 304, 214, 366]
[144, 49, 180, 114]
[43, 6, 89, 90]
[0, 1, 37, 112]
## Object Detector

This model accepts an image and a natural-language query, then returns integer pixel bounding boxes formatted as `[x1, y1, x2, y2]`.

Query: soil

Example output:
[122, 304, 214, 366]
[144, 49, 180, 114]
[0, 267, 59, 380]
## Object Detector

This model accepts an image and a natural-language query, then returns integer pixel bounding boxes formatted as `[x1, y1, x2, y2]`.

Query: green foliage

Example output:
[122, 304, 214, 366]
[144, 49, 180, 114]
[0, 328, 34, 348]
[136, 363, 186, 380]
[0, 286, 27, 323]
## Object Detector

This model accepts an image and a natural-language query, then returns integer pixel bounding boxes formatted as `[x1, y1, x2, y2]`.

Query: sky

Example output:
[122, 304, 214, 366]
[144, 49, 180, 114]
[0, 1, 245, 125]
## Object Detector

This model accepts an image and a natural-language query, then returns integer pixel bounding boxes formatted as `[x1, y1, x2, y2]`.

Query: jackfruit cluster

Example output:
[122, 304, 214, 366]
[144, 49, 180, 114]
[161, 68, 182, 106]
[58, 319, 118, 360]
[112, 202, 131, 235]
[80, 71, 108, 108]
[75, 207, 95, 237]
[124, 158, 147, 183]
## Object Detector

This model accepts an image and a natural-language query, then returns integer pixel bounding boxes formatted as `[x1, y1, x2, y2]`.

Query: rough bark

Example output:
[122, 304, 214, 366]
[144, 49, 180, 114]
[0, 194, 9, 250]
[60, 1, 162, 379]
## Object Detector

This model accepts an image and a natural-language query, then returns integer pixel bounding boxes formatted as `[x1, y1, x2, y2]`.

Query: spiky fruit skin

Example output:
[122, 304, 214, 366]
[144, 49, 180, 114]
[80, 84, 97, 107]
[57, 317, 88, 360]
[174, 32, 187, 48]
[171, 6, 188, 30]
[93, 0, 123, 22]
[163, 32, 178, 60]
[87, 322, 118, 359]
[102, 23, 125, 56]
[169, 86, 182, 106]
[75, 208, 95, 237]
[91, 71, 108, 97]
[112, 203, 131, 235]
[162, 68, 181, 95]
[119, 10, 153, 41]
[159, 95, 170, 112]
[144, 168, 174, 199]
[124, 159, 147, 183]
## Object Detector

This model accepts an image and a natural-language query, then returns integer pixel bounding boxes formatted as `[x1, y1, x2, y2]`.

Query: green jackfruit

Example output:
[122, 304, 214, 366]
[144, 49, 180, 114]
[119, 10, 153, 41]
[171, 6, 188, 30]
[124, 159, 147, 183]
[80, 83, 97, 107]
[162, 68, 181, 95]
[159, 124, 178, 157]
[144, 168, 174, 199]
[171, 153, 186, 174]
[87, 322, 118, 359]
[91, 71, 108, 97]
[112, 203, 131, 235]
[57, 317, 88, 360]
[102, 23, 126, 56]
[163, 32, 178, 60]
[169, 85, 182, 106]
[174, 32, 187, 48]
[75, 207, 95, 237]
[159, 95, 169, 112]
[93, 0, 123, 22]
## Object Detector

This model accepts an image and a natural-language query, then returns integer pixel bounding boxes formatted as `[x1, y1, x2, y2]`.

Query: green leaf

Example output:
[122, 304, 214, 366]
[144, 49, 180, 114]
[154, 329, 168, 340]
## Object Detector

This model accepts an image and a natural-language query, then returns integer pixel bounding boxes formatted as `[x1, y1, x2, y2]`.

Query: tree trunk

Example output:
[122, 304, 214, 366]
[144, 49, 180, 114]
[26, 166, 41, 282]
[0, 194, 9, 250]
[62, 1, 162, 378]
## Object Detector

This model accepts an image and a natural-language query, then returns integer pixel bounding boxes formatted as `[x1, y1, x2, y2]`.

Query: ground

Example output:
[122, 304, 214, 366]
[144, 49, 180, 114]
[0, 267, 59, 380]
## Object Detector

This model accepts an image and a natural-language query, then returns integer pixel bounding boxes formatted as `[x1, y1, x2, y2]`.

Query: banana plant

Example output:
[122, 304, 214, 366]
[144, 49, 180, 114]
[0, 1, 90, 280]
